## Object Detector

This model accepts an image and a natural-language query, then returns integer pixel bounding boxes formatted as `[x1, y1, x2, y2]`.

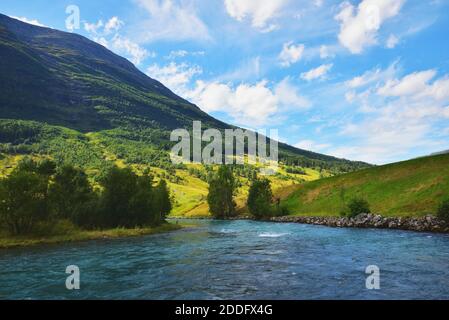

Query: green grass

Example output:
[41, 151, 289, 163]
[0, 222, 182, 249]
[282, 154, 449, 217]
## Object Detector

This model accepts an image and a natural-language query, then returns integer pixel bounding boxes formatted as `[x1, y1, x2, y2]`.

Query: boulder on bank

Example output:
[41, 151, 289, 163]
[269, 213, 449, 233]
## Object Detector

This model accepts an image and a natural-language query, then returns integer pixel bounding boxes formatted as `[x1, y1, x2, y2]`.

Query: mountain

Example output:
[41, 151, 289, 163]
[0, 13, 370, 174]
[431, 150, 449, 156]
[281, 153, 449, 217]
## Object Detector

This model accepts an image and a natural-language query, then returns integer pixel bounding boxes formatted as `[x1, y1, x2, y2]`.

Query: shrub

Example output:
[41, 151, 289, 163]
[437, 199, 449, 222]
[345, 198, 371, 218]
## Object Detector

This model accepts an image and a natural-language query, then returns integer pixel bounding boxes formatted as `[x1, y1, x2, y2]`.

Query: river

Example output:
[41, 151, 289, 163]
[1, 219, 449, 299]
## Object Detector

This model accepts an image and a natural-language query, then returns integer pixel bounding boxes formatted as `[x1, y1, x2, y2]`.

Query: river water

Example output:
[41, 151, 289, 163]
[1, 219, 449, 299]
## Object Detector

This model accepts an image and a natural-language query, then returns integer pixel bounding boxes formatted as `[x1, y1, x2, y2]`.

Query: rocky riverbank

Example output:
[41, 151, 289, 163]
[268, 213, 449, 233]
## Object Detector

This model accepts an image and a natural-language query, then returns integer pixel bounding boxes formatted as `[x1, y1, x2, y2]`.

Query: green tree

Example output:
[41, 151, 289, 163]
[99, 166, 164, 228]
[207, 166, 236, 219]
[49, 165, 96, 222]
[247, 178, 273, 219]
[154, 179, 172, 220]
[99, 166, 139, 228]
[0, 169, 49, 235]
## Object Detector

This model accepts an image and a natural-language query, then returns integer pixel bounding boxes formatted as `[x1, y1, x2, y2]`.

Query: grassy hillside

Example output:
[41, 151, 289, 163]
[0, 13, 371, 174]
[281, 154, 449, 217]
[0, 120, 328, 217]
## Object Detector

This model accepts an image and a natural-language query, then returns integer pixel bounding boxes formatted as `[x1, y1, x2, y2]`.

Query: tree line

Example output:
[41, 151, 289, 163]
[0, 158, 172, 235]
[207, 165, 288, 219]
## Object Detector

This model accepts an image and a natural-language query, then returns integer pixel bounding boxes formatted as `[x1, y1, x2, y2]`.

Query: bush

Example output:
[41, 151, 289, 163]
[437, 199, 449, 221]
[344, 198, 371, 218]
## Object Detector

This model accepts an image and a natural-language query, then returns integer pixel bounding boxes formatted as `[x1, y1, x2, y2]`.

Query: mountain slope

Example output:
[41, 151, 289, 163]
[281, 153, 449, 217]
[0, 13, 370, 172]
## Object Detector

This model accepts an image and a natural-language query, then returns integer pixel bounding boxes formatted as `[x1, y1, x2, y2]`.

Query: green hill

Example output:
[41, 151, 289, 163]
[0, 14, 374, 216]
[0, 13, 369, 173]
[281, 154, 449, 217]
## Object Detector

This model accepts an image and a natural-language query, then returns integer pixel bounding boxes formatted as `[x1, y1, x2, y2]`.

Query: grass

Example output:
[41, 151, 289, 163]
[0, 222, 182, 249]
[281, 153, 449, 217]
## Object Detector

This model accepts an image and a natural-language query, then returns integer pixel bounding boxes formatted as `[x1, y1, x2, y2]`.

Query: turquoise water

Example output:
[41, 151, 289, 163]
[1, 219, 449, 299]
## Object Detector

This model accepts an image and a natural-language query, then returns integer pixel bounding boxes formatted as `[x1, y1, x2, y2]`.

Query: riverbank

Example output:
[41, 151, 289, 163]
[268, 213, 449, 233]
[0, 223, 182, 249]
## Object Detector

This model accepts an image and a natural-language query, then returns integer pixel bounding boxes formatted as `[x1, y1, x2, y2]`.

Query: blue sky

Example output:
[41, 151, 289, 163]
[1, 0, 449, 164]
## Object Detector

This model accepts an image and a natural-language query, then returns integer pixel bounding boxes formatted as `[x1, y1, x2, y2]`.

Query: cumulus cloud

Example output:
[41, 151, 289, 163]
[224, 0, 288, 32]
[104, 16, 124, 34]
[376, 70, 449, 100]
[146, 62, 202, 94]
[185, 77, 310, 126]
[11, 16, 46, 27]
[335, 66, 449, 163]
[335, 0, 405, 54]
[84, 20, 104, 34]
[300, 64, 333, 81]
[133, 0, 211, 42]
[111, 35, 153, 65]
[84, 17, 152, 65]
[279, 42, 305, 67]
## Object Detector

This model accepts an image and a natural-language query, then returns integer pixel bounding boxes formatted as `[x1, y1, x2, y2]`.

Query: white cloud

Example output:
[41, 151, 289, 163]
[313, 0, 324, 8]
[334, 67, 449, 163]
[111, 35, 151, 65]
[84, 17, 152, 65]
[300, 64, 333, 81]
[104, 16, 124, 34]
[146, 62, 202, 94]
[11, 16, 46, 27]
[346, 61, 399, 88]
[274, 77, 311, 110]
[224, 0, 288, 32]
[84, 20, 104, 34]
[133, 0, 210, 43]
[345, 91, 356, 103]
[376, 70, 448, 98]
[279, 42, 305, 67]
[185, 78, 310, 126]
[295, 139, 330, 152]
[335, 0, 405, 54]
[165, 50, 205, 59]
[386, 34, 399, 48]
[319, 45, 332, 59]
[93, 37, 109, 48]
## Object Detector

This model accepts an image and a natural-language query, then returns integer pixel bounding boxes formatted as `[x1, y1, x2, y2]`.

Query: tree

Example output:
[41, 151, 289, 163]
[154, 179, 172, 220]
[0, 169, 49, 235]
[207, 166, 236, 218]
[247, 178, 273, 219]
[99, 166, 139, 228]
[437, 199, 449, 222]
[99, 166, 164, 228]
[49, 165, 96, 222]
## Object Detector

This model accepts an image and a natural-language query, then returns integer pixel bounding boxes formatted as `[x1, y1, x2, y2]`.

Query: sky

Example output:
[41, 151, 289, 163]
[1, 0, 449, 164]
